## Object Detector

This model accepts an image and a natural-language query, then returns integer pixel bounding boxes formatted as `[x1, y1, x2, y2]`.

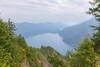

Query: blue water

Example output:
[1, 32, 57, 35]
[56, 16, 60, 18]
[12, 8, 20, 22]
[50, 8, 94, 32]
[26, 33, 74, 55]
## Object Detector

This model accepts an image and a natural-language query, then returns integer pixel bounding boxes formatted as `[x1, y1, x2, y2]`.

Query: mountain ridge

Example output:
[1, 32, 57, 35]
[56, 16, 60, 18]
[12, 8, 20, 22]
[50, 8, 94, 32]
[59, 18, 97, 46]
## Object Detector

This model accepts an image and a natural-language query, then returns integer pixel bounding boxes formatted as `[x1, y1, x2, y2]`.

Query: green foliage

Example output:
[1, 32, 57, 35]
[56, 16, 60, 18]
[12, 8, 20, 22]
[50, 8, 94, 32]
[67, 1, 100, 66]
[7, 19, 16, 36]
[66, 50, 73, 59]
[40, 46, 60, 56]
[0, 18, 68, 67]
[40, 46, 67, 67]
[26, 47, 42, 67]
[15, 34, 28, 49]
[2, 0, 100, 66]
[0, 48, 12, 67]
[88, 0, 100, 53]
[0, 19, 14, 67]
[70, 37, 96, 67]
[0, 19, 12, 50]
[0, 19, 27, 66]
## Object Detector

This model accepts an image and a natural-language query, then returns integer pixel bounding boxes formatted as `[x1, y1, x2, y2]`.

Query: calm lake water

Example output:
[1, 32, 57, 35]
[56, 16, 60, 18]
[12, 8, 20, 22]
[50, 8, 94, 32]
[26, 33, 73, 55]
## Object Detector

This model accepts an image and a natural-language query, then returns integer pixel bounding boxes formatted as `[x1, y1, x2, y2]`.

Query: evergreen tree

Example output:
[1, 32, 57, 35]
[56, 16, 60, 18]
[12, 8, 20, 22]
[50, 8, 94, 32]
[0, 19, 13, 67]
[88, 0, 100, 53]
[15, 34, 28, 48]
[70, 37, 96, 67]
[7, 19, 16, 35]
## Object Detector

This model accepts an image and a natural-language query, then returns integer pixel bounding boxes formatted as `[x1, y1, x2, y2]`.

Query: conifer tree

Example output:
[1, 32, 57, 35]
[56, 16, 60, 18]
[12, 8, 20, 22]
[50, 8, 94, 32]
[88, 0, 100, 53]
[70, 37, 96, 67]
[0, 19, 13, 66]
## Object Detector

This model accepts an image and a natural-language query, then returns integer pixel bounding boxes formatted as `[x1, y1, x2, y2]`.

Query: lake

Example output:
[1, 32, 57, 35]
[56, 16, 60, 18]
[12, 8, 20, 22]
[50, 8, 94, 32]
[26, 33, 73, 55]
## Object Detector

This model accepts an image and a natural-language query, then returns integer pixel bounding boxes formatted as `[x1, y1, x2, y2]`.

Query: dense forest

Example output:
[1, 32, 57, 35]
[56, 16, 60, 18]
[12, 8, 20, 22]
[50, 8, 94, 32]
[1, 0, 100, 67]
[0, 19, 68, 67]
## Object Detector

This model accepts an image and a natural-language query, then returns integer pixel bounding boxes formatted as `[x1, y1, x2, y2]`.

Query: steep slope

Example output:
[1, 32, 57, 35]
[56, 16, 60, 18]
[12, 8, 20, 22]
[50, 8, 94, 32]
[59, 19, 97, 46]
[39, 46, 68, 67]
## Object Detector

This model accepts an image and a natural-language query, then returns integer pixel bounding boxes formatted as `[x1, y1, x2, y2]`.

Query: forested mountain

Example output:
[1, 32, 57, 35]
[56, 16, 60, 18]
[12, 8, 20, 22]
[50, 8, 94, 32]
[59, 18, 97, 46]
[0, 19, 68, 67]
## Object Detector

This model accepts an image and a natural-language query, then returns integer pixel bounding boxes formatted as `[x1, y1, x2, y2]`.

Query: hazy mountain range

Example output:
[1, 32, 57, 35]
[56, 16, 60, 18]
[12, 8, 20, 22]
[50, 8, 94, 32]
[15, 22, 68, 38]
[59, 18, 97, 46]
[15, 18, 97, 55]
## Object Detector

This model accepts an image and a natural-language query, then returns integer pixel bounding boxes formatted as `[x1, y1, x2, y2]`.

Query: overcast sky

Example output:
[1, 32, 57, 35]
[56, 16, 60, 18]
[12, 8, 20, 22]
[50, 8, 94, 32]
[0, 0, 92, 24]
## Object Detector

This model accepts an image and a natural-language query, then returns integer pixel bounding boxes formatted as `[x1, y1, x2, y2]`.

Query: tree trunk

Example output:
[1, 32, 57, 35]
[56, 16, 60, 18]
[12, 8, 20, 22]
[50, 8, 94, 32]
[91, 64, 93, 67]
[94, 62, 96, 67]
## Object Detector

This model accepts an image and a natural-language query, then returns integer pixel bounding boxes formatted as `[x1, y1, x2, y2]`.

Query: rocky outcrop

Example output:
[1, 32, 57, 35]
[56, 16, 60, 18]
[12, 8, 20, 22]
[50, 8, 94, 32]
[41, 56, 53, 67]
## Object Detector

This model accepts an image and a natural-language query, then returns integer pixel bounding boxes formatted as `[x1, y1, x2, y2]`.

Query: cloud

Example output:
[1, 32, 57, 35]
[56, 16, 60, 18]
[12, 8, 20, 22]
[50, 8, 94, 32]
[0, 0, 92, 24]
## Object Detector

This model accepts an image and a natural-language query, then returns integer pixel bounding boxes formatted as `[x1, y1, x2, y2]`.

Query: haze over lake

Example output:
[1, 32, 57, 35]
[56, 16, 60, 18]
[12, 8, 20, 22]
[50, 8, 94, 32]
[26, 33, 73, 55]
